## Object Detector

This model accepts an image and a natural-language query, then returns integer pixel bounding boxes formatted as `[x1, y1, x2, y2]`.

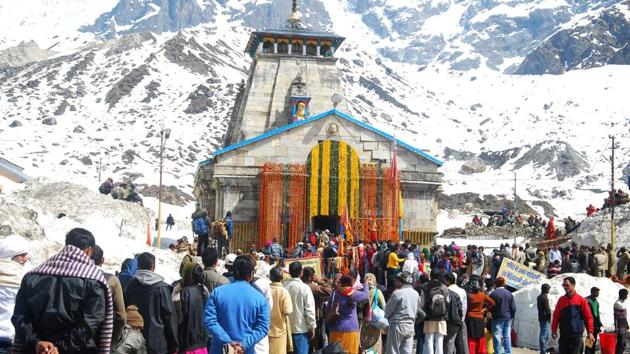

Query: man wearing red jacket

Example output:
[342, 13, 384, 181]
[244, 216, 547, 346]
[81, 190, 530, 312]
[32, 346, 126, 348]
[551, 276, 595, 354]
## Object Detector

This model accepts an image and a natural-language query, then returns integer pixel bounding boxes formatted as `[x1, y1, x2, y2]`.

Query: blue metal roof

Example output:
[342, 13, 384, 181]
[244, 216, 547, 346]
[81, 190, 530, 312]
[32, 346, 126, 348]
[0, 158, 31, 182]
[198, 109, 443, 167]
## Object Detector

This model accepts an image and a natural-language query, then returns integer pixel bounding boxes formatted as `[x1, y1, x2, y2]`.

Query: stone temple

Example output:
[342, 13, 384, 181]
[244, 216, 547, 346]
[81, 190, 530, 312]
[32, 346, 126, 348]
[194, 2, 442, 250]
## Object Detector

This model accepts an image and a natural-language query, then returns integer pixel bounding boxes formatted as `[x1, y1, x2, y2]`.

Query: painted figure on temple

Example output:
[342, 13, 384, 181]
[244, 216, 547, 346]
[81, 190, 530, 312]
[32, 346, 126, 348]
[296, 101, 307, 120]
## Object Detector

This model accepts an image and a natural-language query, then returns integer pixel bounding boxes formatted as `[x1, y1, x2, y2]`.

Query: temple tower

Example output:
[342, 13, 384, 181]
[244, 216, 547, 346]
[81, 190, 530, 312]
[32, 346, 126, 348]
[224, 0, 347, 146]
[194, 1, 442, 251]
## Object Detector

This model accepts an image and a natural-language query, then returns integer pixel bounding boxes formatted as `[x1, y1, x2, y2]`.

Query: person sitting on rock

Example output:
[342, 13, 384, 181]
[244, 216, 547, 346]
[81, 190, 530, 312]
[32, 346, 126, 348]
[586, 204, 598, 217]
[472, 215, 482, 226]
[99, 178, 114, 195]
[618, 189, 630, 205]
[527, 214, 535, 227]
[548, 260, 561, 277]
[506, 211, 516, 225]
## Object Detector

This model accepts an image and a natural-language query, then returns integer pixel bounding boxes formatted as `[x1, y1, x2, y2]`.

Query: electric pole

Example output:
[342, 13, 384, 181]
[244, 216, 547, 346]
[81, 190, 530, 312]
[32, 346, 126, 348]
[513, 171, 517, 245]
[157, 123, 171, 249]
[97, 157, 102, 182]
[609, 135, 616, 251]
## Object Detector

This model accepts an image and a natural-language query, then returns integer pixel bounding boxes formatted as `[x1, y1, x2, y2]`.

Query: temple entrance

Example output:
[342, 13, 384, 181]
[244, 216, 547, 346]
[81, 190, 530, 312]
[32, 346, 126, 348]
[257, 139, 401, 247]
[312, 215, 339, 235]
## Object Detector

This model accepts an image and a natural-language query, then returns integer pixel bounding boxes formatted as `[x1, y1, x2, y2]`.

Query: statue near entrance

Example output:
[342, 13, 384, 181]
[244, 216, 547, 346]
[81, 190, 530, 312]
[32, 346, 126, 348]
[295, 101, 307, 120]
[290, 71, 310, 122]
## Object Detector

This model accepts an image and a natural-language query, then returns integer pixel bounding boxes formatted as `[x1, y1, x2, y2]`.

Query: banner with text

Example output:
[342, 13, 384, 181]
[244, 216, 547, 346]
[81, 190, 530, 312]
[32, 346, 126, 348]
[497, 258, 545, 289]
[284, 256, 323, 279]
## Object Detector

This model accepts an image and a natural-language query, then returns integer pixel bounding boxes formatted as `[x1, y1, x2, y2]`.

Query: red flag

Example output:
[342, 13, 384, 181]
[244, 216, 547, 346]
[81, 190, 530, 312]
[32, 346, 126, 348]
[390, 149, 398, 181]
[146, 221, 152, 246]
[390, 141, 401, 240]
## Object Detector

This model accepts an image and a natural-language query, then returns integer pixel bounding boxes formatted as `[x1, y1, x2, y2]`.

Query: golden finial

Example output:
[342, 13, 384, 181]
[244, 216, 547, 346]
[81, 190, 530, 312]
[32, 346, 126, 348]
[287, 0, 302, 28]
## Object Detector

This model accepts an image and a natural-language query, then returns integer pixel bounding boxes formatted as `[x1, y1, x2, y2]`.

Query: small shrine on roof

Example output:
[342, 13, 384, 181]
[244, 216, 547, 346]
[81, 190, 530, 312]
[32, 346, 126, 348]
[244, 0, 344, 59]
[194, 1, 443, 251]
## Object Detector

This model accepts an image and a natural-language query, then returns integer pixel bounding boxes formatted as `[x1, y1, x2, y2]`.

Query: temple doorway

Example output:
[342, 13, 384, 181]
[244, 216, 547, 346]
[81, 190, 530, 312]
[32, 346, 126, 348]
[312, 215, 339, 235]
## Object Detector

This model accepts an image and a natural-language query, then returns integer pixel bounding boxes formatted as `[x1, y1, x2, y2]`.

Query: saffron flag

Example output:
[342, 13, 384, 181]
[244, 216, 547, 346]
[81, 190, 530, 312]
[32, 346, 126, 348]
[389, 148, 399, 181]
[341, 204, 352, 240]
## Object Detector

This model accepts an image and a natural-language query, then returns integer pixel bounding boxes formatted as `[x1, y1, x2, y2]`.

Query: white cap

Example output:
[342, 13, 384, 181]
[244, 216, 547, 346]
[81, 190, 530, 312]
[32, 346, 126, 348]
[0, 235, 28, 260]
[225, 253, 237, 266]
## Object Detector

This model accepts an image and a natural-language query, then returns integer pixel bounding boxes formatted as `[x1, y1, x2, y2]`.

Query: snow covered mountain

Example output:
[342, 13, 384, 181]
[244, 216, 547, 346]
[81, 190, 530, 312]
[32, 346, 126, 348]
[3, 0, 628, 73]
[1, 0, 630, 224]
[516, 0, 630, 74]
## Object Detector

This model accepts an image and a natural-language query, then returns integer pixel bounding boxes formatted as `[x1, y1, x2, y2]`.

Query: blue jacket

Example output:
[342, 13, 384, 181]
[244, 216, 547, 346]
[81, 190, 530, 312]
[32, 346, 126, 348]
[118, 258, 138, 291]
[490, 287, 516, 320]
[224, 216, 234, 238]
[204, 281, 270, 354]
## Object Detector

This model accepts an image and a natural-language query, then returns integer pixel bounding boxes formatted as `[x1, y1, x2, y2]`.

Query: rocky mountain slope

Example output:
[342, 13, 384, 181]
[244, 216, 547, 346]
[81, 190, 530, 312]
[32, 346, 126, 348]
[2, 0, 628, 73]
[517, 0, 630, 74]
[0, 0, 629, 223]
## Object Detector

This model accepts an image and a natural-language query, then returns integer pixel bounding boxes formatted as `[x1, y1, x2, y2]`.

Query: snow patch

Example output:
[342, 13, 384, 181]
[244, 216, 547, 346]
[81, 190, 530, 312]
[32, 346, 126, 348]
[513, 273, 625, 350]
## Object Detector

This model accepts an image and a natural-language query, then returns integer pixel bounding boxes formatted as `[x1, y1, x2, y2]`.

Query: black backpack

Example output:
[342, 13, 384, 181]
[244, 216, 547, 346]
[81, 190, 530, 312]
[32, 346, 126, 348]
[379, 249, 391, 269]
[426, 283, 448, 320]
[99, 182, 112, 195]
[430, 252, 441, 268]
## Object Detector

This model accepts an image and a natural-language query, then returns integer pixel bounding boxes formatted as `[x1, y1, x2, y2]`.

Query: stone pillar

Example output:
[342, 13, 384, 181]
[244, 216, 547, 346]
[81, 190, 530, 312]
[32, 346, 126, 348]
[330, 47, 335, 56]
[288, 44, 292, 55]
[316, 46, 321, 56]
[274, 42, 278, 54]
[258, 42, 263, 53]
[302, 45, 306, 56]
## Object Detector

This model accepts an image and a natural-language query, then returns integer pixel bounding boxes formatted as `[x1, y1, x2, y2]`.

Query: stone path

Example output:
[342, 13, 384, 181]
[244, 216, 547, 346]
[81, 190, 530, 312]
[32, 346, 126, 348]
[513, 348, 537, 354]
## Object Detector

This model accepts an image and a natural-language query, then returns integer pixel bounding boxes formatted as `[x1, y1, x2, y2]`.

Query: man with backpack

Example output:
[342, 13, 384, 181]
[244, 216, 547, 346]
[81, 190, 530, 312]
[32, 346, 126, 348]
[125, 252, 179, 354]
[490, 277, 516, 354]
[443, 273, 467, 354]
[165, 214, 175, 231]
[373, 242, 389, 286]
[191, 204, 211, 257]
[421, 271, 450, 354]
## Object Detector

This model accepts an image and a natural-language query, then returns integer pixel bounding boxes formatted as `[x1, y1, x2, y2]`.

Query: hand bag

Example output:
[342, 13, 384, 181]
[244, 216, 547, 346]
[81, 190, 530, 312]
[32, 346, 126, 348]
[368, 289, 389, 329]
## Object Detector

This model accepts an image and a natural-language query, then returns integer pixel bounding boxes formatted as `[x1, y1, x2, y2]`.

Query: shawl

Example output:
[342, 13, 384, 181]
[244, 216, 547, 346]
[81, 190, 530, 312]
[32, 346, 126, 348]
[13, 245, 113, 354]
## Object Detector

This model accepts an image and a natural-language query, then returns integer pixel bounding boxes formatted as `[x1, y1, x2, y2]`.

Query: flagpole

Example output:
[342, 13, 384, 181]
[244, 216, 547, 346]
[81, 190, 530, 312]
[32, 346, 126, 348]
[391, 132, 400, 242]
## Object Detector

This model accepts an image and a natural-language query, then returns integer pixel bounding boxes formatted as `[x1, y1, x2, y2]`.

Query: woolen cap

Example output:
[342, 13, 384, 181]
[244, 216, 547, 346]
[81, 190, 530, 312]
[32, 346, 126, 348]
[126, 305, 144, 329]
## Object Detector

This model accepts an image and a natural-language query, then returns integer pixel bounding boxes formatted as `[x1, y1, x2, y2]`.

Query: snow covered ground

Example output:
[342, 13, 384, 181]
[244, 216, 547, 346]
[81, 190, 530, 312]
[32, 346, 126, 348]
[0, 0, 118, 53]
[513, 273, 625, 350]
[1, 178, 191, 283]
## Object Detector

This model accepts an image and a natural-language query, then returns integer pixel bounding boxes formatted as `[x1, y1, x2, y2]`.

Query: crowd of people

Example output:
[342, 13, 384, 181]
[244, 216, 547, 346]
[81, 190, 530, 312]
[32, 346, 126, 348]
[468, 207, 590, 240]
[2, 226, 630, 354]
[601, 189, 630, 210]
[99, 178, 143, 205]
[469, 209, 561, 239]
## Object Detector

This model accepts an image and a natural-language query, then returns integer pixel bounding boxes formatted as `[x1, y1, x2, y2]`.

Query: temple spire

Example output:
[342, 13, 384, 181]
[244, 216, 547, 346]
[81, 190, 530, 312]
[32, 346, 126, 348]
[287, 0, 303, 28]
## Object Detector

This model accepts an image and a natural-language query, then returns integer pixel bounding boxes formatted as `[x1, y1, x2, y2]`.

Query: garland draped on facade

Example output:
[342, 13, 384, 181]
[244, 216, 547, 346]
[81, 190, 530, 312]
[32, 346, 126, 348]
[259, 140, 400, 247]
[357, 164, 398, 241]
[307, 140, 361, 220]
[259, 163, 308, 248]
